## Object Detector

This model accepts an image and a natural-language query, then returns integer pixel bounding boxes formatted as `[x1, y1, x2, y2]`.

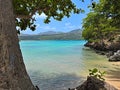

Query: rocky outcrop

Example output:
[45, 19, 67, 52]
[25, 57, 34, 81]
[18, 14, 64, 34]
[106, 42, 120, 52]
[85, 41, 120, 61]
[84, 42, 107, 51]
[85, 42, 120, 52]
[69, 76, 118, 90]
[109, 50, 120, 61]
[106, 51, 114, 57]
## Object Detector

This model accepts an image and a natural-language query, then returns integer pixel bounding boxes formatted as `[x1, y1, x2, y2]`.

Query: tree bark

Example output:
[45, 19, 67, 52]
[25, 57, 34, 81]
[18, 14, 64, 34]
[0, 0, 35, 90]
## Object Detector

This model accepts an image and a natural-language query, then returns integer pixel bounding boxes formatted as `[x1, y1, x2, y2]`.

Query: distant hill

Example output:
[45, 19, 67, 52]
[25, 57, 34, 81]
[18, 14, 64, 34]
[38, 31, 63, 35]
[19, 29, 83, 40]
[19, 33, 30, 36]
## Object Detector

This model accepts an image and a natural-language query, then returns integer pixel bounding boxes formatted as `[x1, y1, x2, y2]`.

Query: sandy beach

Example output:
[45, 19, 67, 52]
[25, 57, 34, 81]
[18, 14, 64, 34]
[105, 62, 120, 90]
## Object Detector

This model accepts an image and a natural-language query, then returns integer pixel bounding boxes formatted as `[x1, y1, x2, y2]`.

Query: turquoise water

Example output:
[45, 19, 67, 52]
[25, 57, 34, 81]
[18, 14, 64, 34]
[20, 40, 111, 90]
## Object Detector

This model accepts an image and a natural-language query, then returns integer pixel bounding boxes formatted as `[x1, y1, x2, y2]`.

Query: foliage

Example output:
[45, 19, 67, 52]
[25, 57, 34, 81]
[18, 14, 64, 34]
[89, 68, 106, 81]
[82, 0, 120, 42]
[100, 0, 120, 28]
[13, 0, 83, 33]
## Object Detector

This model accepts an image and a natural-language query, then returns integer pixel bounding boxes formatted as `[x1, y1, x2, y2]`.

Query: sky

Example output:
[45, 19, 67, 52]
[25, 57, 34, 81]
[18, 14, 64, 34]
[21, 0, 92, 35]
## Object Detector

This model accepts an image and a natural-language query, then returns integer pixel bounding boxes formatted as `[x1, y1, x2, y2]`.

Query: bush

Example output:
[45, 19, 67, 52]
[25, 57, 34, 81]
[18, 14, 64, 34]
[89, 68, 106, 81]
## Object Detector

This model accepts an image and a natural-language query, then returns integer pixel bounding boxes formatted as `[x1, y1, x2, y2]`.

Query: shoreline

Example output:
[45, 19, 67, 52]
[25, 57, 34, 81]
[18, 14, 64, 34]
[75, 61, 120, 90]
[83, 41, 120, 89]
[83, 43, 120, 89]
[76, 62, 120, 90]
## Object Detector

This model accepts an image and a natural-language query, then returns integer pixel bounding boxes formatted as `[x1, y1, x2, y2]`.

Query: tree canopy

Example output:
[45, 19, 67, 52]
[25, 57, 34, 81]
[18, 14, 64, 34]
[82, 0, 120, 42]
[13, 0, 83, 33]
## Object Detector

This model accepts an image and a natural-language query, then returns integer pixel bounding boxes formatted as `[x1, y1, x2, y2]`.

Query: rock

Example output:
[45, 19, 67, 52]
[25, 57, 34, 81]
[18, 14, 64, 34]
[69, 76, 118, 90]
[84, 42, 120, 61]
[109, 50, 120, 61]
[84, 42, 108, 51]
[106, 51, 114, 57]
[35, 86, 40, 90]
[85, 41, 120, 52]
[100, 52, 106, 55]
[108, 42, 120, 51]
[117, 50, 120, 53]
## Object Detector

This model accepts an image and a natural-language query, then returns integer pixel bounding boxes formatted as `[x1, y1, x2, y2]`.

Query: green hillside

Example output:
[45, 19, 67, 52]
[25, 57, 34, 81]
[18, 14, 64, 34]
[19, 29, 83, 40]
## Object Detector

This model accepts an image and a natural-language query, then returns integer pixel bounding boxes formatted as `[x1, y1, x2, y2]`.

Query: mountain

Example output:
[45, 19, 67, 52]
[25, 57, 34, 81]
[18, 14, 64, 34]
[19, 29, 83, 40]
[38, 31, 63, 35]
[19, 33, 30, 36]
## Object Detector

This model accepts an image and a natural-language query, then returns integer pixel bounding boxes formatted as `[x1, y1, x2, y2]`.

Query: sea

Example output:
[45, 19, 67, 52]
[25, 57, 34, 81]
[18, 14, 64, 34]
[20, 40, 112, 90]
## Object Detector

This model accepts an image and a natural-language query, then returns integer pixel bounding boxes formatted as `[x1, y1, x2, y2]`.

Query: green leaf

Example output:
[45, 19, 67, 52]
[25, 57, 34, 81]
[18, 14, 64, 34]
[92, 68, 98, 73]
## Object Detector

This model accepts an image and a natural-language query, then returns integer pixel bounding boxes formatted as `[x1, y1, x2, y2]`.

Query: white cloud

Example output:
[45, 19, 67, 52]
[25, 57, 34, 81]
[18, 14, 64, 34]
[33, 13, 47, 19]
[64, 22, 76, 29]
[64, 22, 81, 30]
[38, 25, 56, 31]
[65, 22, 71, 26]
[21, 25, 56, 35]
[36, 24, 40, 28]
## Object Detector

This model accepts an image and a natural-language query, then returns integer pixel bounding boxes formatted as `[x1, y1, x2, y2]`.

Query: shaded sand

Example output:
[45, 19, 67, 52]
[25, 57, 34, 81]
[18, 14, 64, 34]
[105, 62, 120, 90]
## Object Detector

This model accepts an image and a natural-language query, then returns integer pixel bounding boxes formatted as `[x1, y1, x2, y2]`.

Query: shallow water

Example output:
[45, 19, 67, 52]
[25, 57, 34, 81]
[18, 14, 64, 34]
[20, 40, 112, 90]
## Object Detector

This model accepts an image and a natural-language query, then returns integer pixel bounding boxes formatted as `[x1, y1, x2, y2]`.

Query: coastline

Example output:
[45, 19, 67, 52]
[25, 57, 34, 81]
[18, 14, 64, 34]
[84, 41, 120, 89]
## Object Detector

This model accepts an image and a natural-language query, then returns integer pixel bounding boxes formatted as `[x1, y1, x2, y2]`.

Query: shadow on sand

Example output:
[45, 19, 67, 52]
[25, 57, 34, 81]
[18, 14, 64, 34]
[106, 66, 120, 89]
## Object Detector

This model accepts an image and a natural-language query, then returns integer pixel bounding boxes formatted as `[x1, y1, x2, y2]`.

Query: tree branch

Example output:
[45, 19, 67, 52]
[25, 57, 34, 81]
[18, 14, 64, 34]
[15, 7, 50, 19]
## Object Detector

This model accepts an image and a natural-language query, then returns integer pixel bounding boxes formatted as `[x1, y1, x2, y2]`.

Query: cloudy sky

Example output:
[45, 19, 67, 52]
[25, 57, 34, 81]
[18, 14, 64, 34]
[21, 0, 92, 34]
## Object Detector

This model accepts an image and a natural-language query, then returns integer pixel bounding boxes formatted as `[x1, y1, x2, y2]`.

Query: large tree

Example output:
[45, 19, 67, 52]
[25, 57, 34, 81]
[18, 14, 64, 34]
[0, 0, 81, 90]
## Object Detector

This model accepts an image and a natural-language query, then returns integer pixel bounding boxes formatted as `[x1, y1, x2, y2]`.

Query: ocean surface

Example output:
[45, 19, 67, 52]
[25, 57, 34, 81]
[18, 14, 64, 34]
[20, 40, 112, 90]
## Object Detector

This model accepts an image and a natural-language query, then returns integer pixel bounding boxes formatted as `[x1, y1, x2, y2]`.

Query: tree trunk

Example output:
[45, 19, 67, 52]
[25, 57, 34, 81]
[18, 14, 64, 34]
[0, 0, 35, 90]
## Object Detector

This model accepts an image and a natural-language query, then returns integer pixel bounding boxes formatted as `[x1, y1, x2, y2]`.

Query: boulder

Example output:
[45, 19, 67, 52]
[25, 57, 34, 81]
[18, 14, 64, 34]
[109, 50, 120, 61]
[69, 76, 117, 90]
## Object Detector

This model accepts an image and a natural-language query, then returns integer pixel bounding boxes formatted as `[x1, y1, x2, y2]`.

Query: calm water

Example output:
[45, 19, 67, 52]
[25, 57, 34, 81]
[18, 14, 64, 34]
[20, 40, 112, 90]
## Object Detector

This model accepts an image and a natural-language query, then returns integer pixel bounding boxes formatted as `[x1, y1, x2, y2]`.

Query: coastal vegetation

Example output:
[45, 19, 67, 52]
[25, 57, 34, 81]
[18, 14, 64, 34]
[82, 0, 120, 52]
[89, 68, 106, 81]
[82, 0, 120, 42]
